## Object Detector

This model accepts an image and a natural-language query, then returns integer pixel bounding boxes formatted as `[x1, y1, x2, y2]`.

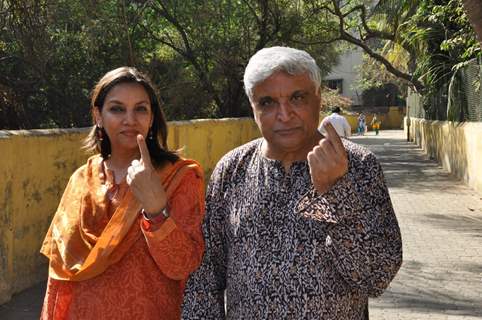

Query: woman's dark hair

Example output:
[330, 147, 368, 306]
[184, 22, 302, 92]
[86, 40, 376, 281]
[83, 67, 179, 167]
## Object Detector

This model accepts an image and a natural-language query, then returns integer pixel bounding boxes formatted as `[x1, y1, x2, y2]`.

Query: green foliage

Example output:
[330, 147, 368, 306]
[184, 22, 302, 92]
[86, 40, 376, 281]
[405, 0, 480, 118]
[339, 0, 480, 116]
[0, 0, 339, 129]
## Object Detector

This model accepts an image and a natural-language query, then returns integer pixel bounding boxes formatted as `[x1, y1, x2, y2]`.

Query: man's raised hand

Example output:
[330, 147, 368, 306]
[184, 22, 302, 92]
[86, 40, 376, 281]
[307, 122, 348, 194]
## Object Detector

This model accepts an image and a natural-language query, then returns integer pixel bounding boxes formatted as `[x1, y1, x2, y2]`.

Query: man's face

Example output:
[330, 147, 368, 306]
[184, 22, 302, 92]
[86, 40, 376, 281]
[251, 71, 321, 155]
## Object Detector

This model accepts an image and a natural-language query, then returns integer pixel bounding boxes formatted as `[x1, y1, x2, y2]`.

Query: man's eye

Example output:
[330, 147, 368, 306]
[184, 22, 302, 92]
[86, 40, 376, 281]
[292, 93, 306, 102]
[259, 99, 275, 107]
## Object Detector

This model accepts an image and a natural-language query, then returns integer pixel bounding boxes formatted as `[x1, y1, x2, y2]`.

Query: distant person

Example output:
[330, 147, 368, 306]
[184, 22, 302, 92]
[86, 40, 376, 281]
[40, 67, 205, 320]
[371, 114, 381, 135]
[319, 106, 352, 138]
[357, 112, 366, 135]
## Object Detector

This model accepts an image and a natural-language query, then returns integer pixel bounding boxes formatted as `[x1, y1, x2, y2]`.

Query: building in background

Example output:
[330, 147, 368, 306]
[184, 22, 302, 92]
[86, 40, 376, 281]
[324, 47, 363, 106]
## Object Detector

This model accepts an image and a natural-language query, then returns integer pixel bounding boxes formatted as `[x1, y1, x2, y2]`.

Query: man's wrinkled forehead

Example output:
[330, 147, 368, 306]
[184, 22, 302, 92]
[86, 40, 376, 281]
[252, 71, 317, 98]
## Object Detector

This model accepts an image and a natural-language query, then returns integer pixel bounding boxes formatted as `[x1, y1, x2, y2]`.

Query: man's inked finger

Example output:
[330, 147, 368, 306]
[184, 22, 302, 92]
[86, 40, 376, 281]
[322, 122, 345, 155]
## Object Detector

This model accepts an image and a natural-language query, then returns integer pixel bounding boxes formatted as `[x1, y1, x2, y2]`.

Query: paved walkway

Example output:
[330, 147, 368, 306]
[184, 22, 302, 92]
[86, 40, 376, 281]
[351, 130, 482, 320]
[1, 130, 481, 319]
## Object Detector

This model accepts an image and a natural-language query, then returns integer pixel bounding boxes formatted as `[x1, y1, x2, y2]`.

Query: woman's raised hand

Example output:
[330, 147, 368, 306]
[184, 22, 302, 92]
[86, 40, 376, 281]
[126, 135, 167, 215]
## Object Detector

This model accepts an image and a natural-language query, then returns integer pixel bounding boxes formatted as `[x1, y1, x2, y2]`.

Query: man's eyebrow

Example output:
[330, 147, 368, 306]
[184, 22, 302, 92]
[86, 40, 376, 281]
[292, 89, 309, 95]
[257, 95, 273, 101]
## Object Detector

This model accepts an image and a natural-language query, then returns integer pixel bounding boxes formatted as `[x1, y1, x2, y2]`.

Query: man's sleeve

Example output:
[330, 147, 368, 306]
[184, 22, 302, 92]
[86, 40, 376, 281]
[182, 162, 227, 319]
[296, 151, 402, 297]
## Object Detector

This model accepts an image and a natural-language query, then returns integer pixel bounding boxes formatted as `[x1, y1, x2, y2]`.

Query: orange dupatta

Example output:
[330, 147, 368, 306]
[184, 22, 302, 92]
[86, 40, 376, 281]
[40, 155, 203, 281]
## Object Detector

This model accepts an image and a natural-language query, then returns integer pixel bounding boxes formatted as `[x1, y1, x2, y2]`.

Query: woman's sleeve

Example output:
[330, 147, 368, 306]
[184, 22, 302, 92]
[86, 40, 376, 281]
[140, 169, 205, 280]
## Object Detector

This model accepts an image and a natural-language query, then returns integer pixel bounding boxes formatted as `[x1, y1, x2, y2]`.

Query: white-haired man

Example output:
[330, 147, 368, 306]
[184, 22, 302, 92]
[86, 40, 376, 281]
[183, 46, 402, 320]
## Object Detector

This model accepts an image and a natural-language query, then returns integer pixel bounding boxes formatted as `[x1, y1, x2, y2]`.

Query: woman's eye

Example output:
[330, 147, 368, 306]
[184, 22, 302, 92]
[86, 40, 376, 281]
[136, 105, 149, 113]
[110, 105, 124, 113]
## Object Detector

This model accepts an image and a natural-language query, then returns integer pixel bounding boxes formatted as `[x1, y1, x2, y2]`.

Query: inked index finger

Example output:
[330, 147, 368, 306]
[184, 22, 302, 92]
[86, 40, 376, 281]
[323, 122, 345, 155]
[137, 134, 153, 168]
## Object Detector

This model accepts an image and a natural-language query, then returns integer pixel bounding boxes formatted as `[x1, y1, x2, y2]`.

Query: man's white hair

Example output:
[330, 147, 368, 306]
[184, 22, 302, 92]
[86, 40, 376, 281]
[243, 46, 321, 102]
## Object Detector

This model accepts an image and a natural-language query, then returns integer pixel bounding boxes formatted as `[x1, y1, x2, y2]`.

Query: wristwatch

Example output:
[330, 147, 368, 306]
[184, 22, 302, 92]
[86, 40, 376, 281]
[141, 207, 169, 224]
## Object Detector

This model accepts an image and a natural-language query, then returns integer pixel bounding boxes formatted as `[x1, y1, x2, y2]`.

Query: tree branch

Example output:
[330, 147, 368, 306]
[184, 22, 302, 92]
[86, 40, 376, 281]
[340, 30, 424, 92]
[327, 0, 424, 92]
[146, 1, 223, 110]
[291, 37, 342, 46]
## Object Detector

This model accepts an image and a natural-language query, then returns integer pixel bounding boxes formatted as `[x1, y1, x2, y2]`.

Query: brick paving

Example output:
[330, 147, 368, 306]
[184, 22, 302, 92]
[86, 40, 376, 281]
[1, 130, 481, 319]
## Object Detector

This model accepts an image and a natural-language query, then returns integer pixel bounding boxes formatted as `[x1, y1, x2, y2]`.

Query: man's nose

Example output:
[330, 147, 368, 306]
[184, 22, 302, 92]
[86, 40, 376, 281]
[277, 100, 294, 121]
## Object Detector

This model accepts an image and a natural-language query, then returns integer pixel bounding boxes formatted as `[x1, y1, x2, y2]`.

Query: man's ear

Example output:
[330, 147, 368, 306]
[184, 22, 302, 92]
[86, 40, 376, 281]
[250, 100, 262, 126]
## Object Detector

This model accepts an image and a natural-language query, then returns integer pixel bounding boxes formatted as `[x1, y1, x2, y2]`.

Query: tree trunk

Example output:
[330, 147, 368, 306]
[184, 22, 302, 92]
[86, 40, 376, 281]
[462, 0, 482, 50]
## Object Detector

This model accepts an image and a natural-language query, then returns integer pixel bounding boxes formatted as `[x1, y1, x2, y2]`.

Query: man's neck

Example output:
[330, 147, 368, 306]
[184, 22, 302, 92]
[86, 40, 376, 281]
[261, 132, 322, 172]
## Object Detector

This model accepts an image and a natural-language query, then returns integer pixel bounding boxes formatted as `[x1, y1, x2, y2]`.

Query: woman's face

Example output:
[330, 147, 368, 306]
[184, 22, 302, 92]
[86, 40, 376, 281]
[94, 82, 153, 156]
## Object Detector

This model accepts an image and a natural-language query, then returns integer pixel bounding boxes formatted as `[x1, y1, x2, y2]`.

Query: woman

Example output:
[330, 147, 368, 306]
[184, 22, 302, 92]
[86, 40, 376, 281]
[371, 114, 381, 135]
[357, 112, 366, 136]
[40, 67, 205, 319]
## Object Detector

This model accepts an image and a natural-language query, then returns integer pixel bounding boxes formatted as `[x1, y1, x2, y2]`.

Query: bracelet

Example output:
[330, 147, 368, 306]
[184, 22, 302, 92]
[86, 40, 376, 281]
[141, 207, 169, 222]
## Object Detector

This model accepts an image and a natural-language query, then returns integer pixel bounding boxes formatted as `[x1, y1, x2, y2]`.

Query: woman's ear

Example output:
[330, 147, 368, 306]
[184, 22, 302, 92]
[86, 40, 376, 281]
[93, 107, 102, 127]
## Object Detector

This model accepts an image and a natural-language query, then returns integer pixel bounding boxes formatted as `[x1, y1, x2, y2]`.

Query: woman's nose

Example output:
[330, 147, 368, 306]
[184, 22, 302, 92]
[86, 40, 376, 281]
[123, 110, 136, 124]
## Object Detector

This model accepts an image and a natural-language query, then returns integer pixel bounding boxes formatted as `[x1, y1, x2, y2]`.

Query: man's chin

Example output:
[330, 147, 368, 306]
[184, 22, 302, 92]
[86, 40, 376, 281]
[271, 139, 305, 152]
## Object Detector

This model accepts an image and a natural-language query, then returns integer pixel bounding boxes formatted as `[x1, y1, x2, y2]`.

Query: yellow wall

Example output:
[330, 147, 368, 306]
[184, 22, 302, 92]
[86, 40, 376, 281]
[0, 118, 260, 304]
[0, 110, 405, 304]
[406, 117, 482, 194]
[167, 118, 260, 179]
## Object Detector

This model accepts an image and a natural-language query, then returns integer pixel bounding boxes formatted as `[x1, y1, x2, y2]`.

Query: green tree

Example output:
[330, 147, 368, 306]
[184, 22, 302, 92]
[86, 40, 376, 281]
[305, 0, 480, 96]
[141, 0, 338, 118]
[0, 0, 153, 128]
[0, 0, 340, 129]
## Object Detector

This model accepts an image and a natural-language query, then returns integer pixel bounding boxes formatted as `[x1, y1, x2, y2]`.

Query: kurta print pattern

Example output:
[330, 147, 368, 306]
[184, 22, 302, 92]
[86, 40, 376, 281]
[182, 138, 402, 320]
[41, 165, 204, 320]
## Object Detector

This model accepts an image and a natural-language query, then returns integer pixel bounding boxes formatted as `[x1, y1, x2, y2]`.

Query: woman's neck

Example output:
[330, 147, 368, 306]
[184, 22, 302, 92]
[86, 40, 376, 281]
[105, 149, 140, 183]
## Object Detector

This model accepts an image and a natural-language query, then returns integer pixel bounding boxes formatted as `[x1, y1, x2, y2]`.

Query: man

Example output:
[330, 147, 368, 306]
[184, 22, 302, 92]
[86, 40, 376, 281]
[183, 46, 402, 320]
[320, 106, 352, 137]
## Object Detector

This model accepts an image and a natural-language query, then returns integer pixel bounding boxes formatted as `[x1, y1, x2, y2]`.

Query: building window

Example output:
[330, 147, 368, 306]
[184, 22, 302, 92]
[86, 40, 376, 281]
[325, 79, 343, 93]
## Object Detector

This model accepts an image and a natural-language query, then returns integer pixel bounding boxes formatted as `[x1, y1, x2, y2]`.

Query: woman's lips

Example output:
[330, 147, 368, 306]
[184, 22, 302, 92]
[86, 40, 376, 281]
[121, 130, 139, 137]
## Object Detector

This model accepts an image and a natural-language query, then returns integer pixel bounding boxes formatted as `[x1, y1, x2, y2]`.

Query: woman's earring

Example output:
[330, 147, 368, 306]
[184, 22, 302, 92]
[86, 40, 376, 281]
[96, 125, 103, 141]
[149, 129, 153, 140]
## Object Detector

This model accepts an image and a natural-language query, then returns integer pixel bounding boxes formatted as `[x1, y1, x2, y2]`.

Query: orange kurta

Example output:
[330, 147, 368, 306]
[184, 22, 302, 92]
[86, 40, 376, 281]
[40, 156, 205, 320]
